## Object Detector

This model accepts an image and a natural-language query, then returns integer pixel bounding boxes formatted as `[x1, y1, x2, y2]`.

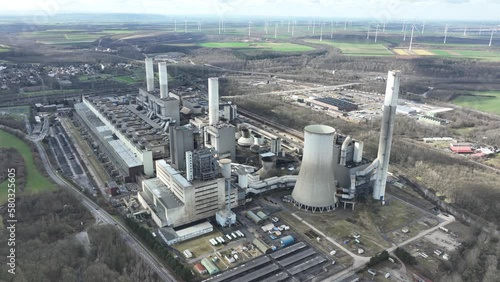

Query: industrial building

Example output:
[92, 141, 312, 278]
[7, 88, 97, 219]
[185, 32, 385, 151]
[157, 221, 214, 245]
[311, 97, 359, 112]
[137, 159, 241, 227]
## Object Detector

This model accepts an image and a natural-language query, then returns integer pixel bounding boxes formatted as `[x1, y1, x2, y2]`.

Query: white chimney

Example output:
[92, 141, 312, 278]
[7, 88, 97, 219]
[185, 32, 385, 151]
[145, 58, 154, 92]
[208, 77, 219, 125]
[159, 62, 168, 99]
[373, 70, 400, 200]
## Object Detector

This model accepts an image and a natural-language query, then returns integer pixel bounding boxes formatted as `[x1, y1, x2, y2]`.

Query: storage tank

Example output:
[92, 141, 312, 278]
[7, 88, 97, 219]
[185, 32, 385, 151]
[246, 210, 262, 224]
[253, 133, 264, 145]
[292, 125, 337, 212]
[256, 211, 268, 220]
[238, 128, 254, 146]
[280, 235, 295, 247]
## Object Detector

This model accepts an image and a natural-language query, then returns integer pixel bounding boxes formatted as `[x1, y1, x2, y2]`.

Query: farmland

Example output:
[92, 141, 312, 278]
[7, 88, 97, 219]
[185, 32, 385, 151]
[18, 29, 140, 44]
[451, 91, 500, 115]
[199, 42, 315, 52]
[305, 40, 393, 56]
[0, 130, 55, 204]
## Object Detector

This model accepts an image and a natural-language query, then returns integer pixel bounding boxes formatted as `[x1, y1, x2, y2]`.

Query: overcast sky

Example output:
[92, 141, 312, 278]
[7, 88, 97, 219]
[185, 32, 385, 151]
[2, 0, 499, 21]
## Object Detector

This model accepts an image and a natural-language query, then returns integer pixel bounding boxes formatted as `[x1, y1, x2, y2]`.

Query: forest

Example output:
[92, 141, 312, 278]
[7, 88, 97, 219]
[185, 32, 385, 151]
[0, 190, 161, 282]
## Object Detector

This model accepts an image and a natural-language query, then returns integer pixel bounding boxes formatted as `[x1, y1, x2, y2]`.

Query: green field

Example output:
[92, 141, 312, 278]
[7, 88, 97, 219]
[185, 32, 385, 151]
[305, 39, 393, 56]
[112, 75, 140, 84]
[19, 29, 139, 44]
[429, 49, 500, 61]
[0, 130, 55, 204]
[199, 42, 314, 52]
[452, 91, 500, 115]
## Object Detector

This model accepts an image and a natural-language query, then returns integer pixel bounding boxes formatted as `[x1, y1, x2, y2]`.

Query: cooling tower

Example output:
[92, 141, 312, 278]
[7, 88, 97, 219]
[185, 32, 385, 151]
[159, 62, 168, 98]
[292, 125, 337, 212]
[237, 128, 254, 146]
[373, 70, 401, 200]
[208, 77, 219, 126]
[145, 58, 154, 92]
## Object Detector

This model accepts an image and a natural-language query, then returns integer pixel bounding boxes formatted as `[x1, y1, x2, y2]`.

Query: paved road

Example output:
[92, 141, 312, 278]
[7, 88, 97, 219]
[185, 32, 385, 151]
[32, 136, 177, 282]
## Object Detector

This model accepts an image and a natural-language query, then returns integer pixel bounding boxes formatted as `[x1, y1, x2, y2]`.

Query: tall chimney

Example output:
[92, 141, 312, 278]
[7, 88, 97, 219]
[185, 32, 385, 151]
[208, 77, 219, 125]
[159, 62, 168, 99]
[145, 58, 154, 92]
[373, 70, 400, 200]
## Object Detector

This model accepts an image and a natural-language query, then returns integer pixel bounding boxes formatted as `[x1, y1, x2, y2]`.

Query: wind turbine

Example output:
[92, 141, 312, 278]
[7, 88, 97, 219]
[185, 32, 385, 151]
[275, 23, 278, 39]
[375, 23, 379, 43]
[198, 20, 201, 32]
[383, 21, 386, 32]
[218, 20, 221, 34]
[320, 22, 323, 41]
[174, 19, 177, 32]
[248, 21, 252, 36]
[403, 24, 407, 41]
[184, 19, 187, 33]
[331, 20, 334, 39]
[344, 20, 347, 30]
[463, 23, 467, 37]
[312, 20, 316, 34]
[367, 24, 370, 40]
[444, 24, 449, 44]
[265, 21, 268, 35]
[489, 28, 497, 47]
[402, 20, 406, 32]
[422, 21, 425, 34]
[409, 24, 420, 52]
[292, 21, 295, 37]
[288, 20, 290, 33]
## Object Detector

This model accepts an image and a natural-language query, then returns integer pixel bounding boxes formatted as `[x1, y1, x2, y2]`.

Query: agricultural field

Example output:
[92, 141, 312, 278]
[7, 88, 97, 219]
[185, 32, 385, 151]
[199, 41, 315, 52]
[305, 40, 393, 56]
[0, 44, 10, 52]
[0, 130, 55, 204]
[451, 91, 500, 115]
[392, 47, 500, 61]
[18, 29, 140, 44]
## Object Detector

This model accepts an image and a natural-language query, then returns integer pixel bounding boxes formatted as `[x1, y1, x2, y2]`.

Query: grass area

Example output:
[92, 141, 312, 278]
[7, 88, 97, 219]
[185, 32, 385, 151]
[374, 199, 424, 232]
[0, 106, 30, 114]
[485, 154, 500, 169]
[23, 89, 81, 97]
[451, 91, 500, 115]
[172, 230, 225, 258]
[305, 39, 393, 56]
[78, 74, 112, 82]
[199, 41, 314, 52]
[0, 130, 55, 204]
[112, 75, 140, 84]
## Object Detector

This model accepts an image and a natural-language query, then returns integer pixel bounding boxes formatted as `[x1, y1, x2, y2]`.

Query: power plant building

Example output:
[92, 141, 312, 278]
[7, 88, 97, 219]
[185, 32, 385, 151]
[137, 159, 240, 227]
[311, 97, 359, 112]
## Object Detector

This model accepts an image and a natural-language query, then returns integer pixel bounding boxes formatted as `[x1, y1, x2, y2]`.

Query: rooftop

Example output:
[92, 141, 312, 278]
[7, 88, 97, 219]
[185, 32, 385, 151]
[144, 178, 183, 209]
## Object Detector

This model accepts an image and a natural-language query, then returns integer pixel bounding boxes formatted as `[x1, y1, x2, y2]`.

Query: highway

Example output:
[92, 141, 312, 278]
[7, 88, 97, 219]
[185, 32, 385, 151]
[30, 133, 177, 282]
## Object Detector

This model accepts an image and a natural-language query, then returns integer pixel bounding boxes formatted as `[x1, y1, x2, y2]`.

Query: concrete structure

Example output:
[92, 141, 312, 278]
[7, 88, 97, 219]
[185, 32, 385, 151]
[76, 97, 159, 176]
[157, 221, 213, 245]
[373, 70, 400, 200]
[137, 160, 239, 227]
[208, 77, 219, 126]
[145, 57, 154, 92]
[292, 125, 337, 212]
[136, 88, 180, 124]
[204, 123, 236, 160]
[237, 128, 254, 147]
[169, 125, 194, 171]
[158, 62, 168, 99]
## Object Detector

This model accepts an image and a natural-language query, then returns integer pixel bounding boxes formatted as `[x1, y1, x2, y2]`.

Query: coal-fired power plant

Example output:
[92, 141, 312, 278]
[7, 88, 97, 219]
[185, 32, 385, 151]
[373, 70, 400, 200]
[292, 125, 337, 212]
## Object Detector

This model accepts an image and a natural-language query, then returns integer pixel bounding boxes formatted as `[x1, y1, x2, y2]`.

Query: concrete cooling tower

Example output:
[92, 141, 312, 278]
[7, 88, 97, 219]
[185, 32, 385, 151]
[292, 125, 338, 212]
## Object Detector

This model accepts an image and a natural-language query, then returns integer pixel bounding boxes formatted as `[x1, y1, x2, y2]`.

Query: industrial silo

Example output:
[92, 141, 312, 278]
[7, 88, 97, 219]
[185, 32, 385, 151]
[292, 125, 337, 212]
